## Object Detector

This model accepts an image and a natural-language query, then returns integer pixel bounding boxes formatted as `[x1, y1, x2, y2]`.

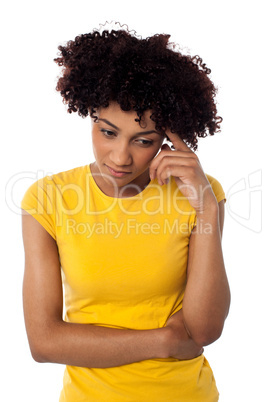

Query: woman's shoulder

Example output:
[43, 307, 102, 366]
[205, 173, 226, 204]
[48, 164, 89, 185]
[21, 164, 89, 208]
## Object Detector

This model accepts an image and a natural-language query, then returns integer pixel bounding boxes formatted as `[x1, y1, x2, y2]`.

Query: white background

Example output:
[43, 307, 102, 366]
[1, 0, 266, 400]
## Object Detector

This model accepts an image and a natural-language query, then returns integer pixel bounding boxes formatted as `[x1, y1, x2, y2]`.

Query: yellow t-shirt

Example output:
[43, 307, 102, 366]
[21, 163, 226, 401]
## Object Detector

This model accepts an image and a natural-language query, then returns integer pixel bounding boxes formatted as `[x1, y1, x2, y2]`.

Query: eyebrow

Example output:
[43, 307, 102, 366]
[98, 118, 161, 136]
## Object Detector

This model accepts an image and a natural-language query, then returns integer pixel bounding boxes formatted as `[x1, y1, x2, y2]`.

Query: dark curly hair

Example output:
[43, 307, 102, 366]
[54, 25, 222, 151]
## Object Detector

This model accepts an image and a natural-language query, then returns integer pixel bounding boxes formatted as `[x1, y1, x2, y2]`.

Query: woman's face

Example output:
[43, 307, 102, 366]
[90, 102, 165, 197]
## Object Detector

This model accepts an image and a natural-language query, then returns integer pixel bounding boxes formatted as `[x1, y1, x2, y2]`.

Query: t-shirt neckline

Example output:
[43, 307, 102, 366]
[87, 163, 156, 201]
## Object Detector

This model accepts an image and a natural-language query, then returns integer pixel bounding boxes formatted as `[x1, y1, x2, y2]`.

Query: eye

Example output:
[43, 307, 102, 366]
[100, 129, 116, 138]
[136, 139, 153, 147]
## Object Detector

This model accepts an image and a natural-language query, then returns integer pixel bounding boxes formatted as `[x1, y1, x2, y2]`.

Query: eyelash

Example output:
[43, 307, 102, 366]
[100, 129, 153, 147]
[100, 129, 115, 137]
[138, 139, 153, 146]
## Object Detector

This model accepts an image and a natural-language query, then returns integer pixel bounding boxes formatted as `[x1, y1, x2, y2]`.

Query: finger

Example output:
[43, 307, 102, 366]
[156, 159, 194, 185]
[150, 151, 197, 180]
[150, 145, 173, 180]
[158, 165, 190, 185]
[166, 130, 194, 153]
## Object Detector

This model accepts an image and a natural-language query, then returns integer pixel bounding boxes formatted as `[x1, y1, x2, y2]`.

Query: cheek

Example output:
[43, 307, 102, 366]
[149, 142, 164, 158]
[91, 136, 99, 156]
[135, 146, 161, 166]
[91, 133, 106, 156]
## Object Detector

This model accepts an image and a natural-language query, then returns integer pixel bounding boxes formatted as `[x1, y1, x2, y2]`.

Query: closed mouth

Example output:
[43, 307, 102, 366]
[106, 165, 131, 174]
[106, 165, 131, 177]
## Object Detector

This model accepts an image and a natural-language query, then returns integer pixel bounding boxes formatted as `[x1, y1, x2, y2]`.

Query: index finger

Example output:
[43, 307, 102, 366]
[166, 130, 193, 153]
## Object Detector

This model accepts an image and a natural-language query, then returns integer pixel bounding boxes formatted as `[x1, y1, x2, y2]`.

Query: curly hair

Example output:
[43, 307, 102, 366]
[54, 25, 222, 151]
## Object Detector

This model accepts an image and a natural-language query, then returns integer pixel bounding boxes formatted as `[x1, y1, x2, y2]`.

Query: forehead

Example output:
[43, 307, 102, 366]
[97, 102, 156, 130]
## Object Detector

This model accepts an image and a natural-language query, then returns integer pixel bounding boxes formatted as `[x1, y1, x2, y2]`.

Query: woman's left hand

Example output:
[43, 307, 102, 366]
[149, 130, 217, 215]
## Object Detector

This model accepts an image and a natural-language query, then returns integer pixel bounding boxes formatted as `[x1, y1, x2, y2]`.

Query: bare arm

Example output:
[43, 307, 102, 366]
[22, 210, 201, 368]
[149, 132, 230, 351]
[182, 199, 231, 346]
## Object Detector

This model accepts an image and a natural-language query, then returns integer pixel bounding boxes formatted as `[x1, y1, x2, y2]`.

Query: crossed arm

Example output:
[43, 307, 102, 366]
[21, 199, 230, 368]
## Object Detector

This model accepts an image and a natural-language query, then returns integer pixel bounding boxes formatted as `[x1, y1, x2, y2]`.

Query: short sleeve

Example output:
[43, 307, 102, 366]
[205, 174, 226, 204]
[189, 174, 226, 231]
[21, 175, 57, 240]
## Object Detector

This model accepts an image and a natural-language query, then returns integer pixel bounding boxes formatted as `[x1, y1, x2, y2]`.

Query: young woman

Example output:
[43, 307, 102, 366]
[21, 25, 230, 401]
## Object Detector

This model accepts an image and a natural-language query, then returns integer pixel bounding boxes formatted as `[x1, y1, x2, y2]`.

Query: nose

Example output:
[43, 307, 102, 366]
[109, 142, 133, 167]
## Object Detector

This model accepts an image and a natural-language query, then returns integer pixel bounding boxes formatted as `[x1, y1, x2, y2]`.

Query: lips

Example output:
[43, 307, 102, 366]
[105, 165, 132, 177]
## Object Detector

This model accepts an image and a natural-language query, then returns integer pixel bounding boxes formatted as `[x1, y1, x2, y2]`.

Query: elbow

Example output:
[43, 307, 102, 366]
[32, 352, 48, 364]
[192, 324, 224, 347]
[183, 304, 230, 347]
[30, 341, 51, 363]
[30, 343, 50, 363]
[27, 324, 59, 364]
